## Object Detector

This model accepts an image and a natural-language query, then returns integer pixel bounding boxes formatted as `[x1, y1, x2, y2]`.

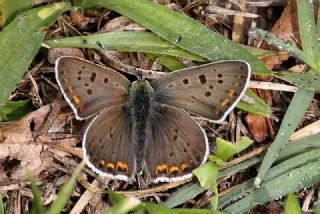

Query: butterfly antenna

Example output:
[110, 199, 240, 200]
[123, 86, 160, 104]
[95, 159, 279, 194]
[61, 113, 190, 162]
[96, 41, 143, 79]
[150, 36, 182, 71]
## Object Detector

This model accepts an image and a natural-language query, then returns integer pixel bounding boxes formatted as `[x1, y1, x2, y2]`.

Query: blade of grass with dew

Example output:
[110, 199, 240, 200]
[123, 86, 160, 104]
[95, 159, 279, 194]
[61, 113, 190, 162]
[296, 0, 320, 68]
[44, 31, 205, 62]
[47, 161, 85, 214]
[224, 160, 320, 213]
[274, 70, 320, 92]
[74, 0, 271, 76]
[254, 88, 314, 186]
[26, 171, 44, 214]
[219, 133, 320, 209]
[0, 0, 32, 27]
[0, 193, 3, 214]
[219, 148, 320, 210]
[242, 45, 287, 59]
[45, 31, 282, 62]
[284, 193, 302, 214]
[0, 2, 71, 106]
[250, 28, 317, 71]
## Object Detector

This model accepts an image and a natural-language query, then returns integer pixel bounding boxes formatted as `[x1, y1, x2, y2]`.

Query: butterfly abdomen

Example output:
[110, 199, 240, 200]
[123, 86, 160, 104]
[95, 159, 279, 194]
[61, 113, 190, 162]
[130, 80, 155, 173]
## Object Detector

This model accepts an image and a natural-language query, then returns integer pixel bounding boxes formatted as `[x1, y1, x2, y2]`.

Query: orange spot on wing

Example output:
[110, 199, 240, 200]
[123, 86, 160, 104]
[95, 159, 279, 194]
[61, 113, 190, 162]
[99, 159, 105, 168]
[228, 89, 236, 97]
[107, 163, 115, 171]
[67, 86, 74, 93]
[220, 98, 230, 107]
[169, 166, 179, 174]
[116, 161, 128, 173]
[156, 164, 168, 175]
[181, 163, 188, 171]
[72, 96, 81, 105]
[62, 78, 69, 83]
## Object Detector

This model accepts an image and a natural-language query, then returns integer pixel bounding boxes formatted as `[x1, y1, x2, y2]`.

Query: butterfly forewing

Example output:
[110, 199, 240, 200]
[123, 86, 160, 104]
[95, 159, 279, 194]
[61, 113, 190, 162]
[55, 57, 131, 119]
[145, 103, 209, 183]
[83, 104, 136, 181]
[151, 61, 251, 122]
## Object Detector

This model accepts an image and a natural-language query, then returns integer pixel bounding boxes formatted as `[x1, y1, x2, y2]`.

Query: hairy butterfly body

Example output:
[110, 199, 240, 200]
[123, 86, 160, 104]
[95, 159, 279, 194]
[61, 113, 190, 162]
[55, 56, 251, 183]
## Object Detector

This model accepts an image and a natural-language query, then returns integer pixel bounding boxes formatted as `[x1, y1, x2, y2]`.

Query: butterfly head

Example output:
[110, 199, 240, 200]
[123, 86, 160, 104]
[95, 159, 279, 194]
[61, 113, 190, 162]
[131, 80, 154, 93]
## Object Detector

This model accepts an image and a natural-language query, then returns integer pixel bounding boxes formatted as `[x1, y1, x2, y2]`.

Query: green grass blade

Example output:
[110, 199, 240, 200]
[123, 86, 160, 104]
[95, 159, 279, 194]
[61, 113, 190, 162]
[284, 193, 302, 214]
[0, 2, 71, 105]
[74, 0, 271, 76]
[144, 202, 179, 214]
[44, 31, 205, 62]
[103, 194, 141, 214]
[223, 160, 320, 213]
[219, 141, 320, 209]
[296, 0, 320, 68]
[47, 161, 85, 214]
[317, 2, 320, 36]
[254, 88, 314, 186]
[0, 100, 33, 121]
[250, 28, 317, 70]
[274, 70, 320, 92]
[313, 191, 320, 213]
[168, 133, 320, 210]
[218, 133, 320, 209]
[26, 171, 44, 214]
[175, 208, 222, 214]
[0, 193, 3, 214]
[162, 183, 204, 208]
[236, 89, 272, 117]
[0, 0, 32, 27]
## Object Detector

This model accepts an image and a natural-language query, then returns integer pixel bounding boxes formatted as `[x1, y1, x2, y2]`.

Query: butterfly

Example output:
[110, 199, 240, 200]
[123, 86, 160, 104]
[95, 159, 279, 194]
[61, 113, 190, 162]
[55, 56, 251, 183]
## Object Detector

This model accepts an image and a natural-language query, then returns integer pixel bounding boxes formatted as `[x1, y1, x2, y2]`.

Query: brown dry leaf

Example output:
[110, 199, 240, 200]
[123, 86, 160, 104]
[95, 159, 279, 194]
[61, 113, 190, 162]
[0, 103, 81, 183]
[260, 0, 298, 69]
[245, 114, 269, 142]
[70, 11, 88, 29]
[0, 104, 79, 146]
[245, 87, 275, 142]
[0, 144, 54, 183]
[261, 53, 290, 70]
[270, 0, 299, 47]
[48, 48, 85, 64]
[99, 16, 145, 32]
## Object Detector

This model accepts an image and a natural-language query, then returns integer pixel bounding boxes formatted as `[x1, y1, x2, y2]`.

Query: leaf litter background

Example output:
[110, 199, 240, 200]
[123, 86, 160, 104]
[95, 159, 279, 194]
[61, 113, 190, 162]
[0, 0, 320, 213]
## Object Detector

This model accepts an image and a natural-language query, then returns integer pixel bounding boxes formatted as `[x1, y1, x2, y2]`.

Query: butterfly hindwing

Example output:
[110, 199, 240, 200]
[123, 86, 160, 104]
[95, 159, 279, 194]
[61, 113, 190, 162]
[83, 104, 136, 182]
[55, 57, 131, 119]
[145, 103, 209, 183]
[151, 61, 251, 122]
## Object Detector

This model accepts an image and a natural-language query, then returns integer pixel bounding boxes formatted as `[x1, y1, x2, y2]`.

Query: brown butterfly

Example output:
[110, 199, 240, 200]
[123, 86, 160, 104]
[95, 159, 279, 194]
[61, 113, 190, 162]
[55, 57, 251, 183]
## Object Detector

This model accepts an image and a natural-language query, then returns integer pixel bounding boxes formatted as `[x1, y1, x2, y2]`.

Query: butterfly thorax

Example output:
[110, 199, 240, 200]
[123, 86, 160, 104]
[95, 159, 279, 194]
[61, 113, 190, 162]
[129, 80, 155, 174]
